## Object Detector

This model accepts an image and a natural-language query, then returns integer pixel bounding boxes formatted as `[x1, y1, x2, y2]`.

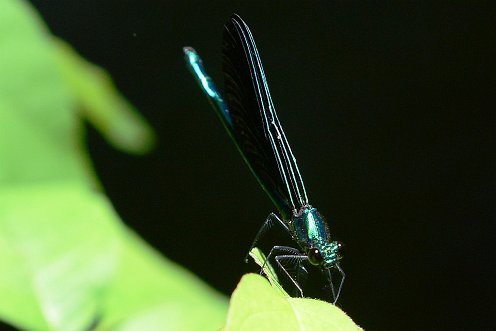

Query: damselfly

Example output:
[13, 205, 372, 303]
[183, 14, 345, 303]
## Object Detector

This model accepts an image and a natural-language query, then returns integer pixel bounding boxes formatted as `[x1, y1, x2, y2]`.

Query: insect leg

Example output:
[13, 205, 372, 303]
[325, 264, 346, 304]
[274, 254, 308, 297]
[335, 263, 346, 304]
[263, 245, 301, 271]
[325, 268, 337, 303]
[245, 212, 290, 262]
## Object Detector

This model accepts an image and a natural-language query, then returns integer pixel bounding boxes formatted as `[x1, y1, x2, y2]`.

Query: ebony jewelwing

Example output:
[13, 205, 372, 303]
[183, 14, 345, 303]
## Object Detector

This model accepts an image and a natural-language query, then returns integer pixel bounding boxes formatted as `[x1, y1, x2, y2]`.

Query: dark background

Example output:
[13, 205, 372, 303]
[25, 1, 493, 330]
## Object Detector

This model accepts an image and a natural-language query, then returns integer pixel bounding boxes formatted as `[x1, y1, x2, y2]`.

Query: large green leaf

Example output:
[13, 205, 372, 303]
[0, 183, 227, 331]
[224, 274, 362, 331]
[0, 0, 227, 330]
[0, 183, 120, 330]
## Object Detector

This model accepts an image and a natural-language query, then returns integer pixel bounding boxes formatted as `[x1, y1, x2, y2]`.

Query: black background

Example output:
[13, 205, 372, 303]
[24, 1, 493, 330]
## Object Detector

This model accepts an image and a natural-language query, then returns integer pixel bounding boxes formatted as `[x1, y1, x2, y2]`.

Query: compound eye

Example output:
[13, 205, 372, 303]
[337, 241, 345, 259]
[307, 247, 323, 266]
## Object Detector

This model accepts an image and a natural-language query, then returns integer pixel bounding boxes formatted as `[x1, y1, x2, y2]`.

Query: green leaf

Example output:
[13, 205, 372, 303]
[248, 248, 288, 297]
[0, 0, 93, 186]
[0, 183, 120, 330]
[52, 39, 156, 155]
[224, 274, 362, 331]
[0, 183, 228, 331]
[0, 0, 227, 330]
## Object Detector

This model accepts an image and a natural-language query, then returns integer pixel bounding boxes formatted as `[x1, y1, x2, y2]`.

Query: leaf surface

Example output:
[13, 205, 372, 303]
[224, 274, 362, 331]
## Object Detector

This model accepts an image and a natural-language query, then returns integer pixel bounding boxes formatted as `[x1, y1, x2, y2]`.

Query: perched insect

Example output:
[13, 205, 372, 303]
[183, 14, 345, 303]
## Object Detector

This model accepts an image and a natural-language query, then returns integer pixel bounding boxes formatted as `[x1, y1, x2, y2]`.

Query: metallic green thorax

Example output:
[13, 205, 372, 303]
[291, 206, 340, 268]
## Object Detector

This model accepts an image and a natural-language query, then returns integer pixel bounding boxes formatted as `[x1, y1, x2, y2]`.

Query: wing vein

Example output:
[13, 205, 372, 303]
[237, 18, 309, 210]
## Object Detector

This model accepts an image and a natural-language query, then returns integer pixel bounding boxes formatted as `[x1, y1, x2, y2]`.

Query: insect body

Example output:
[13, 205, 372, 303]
[184, 14, 345, 303]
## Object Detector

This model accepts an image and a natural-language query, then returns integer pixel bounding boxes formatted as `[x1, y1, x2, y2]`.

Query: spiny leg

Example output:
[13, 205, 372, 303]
[295, 263, 309, 294]
[263, 245, 301, 272]
[290, 259, 309, 297]
[325, 264, 346, 304]
[325, 268, 337, 303]
[335, 263, 346, 304]
[274, 254, 308, 297]
[245, 212, 290, 262]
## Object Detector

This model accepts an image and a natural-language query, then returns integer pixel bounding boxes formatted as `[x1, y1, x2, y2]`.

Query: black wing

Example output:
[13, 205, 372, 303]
[222, 14, 309, 219]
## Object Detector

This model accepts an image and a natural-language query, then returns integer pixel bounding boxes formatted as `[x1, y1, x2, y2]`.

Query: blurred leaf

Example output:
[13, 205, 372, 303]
[0, 183, 120, 330]
[97, 227, 227, 331]
[0, 183, 227, 331]
[53, 39, 156, 155]
[0, 0, 227, 330]
[224, 274, 362, 331]
[0, 0, 93, 186]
